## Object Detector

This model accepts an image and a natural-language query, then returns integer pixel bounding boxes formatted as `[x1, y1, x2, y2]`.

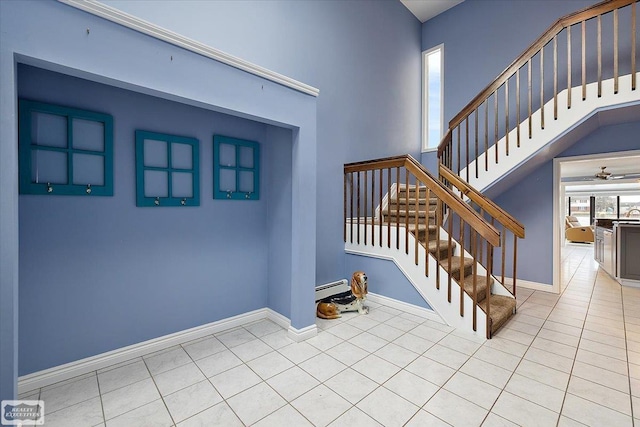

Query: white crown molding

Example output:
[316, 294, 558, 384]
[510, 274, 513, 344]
[56, 0, 320, 97]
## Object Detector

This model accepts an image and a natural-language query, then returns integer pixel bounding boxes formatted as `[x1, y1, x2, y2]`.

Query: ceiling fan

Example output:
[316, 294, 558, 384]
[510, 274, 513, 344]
[594, 166, 622, 180]
[562, 166, 640, 183]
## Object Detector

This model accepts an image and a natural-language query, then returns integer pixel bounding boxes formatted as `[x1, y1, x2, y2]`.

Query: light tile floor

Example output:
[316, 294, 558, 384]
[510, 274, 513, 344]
[22, 243, 640, 426]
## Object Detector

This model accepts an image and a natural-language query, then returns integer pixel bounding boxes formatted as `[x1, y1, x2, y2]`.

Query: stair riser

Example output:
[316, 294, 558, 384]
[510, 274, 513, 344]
[383, 210, 434, 219]
[389, 199, 432, 206]
[397, 188, 429, 198]
[390, 198, 437, 207]
[383, 215, 437, 226]
[450, 264, 473, 280]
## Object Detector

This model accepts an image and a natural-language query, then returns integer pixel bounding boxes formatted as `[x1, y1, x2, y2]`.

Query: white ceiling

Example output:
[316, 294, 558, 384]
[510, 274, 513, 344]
[562, 155, 640, 179]
[562, 153, 640, 194]
[400, 0, 464, 23]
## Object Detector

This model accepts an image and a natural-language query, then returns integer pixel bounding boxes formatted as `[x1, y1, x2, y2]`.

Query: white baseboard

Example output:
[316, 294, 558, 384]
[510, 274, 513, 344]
[287, 324, 318, 342]
[620, 278, 640, 288]
[266, 308, 291, 329]
[18, 307, 296, 394]
[503, 277, 556, 294]
[367, 292, 444, 324]
[17, 294, 441, 394]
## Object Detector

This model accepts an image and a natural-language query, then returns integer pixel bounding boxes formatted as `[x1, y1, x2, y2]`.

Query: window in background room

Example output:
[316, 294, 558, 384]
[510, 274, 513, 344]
[595, 195, 618, 219]
[18, 99, 113, 196]
[213, 135, 260, 200]
[135, 130, 200, 207]
[620, 195, 640, 218]
[422, 45, 444, 151]
[568, 196, 591, 226]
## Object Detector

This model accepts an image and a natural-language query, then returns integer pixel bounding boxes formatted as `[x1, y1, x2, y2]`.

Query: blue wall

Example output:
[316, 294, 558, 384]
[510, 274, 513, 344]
[17, 64, 294, 375]
[0, 0, 416, 398]
[419, 0, 640, 286]
[0, 0, 324, 398]
[99, 0, 423, 286]
[345, 254, 430, 309]
[494, 120, 640, 284]
[420, 0, 599, 167]
[266, 126, 294, 316]
[422, 0, 599, 127]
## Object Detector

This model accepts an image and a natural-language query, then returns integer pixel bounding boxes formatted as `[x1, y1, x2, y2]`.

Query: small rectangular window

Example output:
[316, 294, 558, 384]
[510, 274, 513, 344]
[135, 130, 200, 207]
[213, 135, 260, 200]
[619, 195, 640, 218]
[422, 45, 444, 151]
[18, 99, 113, 196]
[595, 195, 618, 219]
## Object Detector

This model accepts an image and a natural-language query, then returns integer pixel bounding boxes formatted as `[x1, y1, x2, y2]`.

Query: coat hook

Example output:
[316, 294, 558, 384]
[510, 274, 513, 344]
[180, 198, 186, 205]
[86, 184, 92, 194]
[226, 191, 232, 199]
[154, 197, 160, 206]
[47, 183, 53, 193]
[86, 28, 90, 35]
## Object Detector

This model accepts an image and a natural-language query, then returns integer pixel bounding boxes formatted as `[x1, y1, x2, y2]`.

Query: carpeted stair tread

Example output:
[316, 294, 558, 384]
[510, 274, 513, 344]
[479, 295, 517, 335]
[425, 239, 456, 258]
[397, 186, 430, 198]
[402, 223, 438, 233]
[461, 274, 492, 303]
[438, 256, 474, 279]
[426, 239, 453, 252]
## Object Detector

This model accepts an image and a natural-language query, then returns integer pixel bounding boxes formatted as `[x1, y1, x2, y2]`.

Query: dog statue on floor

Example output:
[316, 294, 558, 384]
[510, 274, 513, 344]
[316, 271, 369, 319]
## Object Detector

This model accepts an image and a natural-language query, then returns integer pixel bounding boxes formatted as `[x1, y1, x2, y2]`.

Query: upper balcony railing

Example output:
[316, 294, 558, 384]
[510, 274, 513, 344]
[438, 0, 638, 181]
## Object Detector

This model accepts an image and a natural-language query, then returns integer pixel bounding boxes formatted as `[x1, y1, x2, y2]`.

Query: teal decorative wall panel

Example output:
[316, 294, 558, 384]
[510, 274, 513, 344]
[18, 99, 114, 196]
[135, 130, 200, 207]
[213, 135, 260, 200]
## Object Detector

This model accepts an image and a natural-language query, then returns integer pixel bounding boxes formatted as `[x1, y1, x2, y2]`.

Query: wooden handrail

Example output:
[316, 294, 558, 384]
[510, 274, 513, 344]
[440, 0, 637, 143]
[344, 156, 406, 173]
[344, 155, 501, 246]
[439, 164, 525, 238]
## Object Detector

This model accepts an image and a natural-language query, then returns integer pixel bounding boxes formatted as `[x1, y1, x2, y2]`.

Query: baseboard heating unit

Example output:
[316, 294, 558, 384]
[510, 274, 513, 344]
[315, 279, 349, 301]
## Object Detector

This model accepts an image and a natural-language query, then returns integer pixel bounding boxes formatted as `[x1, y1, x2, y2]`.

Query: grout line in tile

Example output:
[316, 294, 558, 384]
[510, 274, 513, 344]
[142, 352, 178, 426]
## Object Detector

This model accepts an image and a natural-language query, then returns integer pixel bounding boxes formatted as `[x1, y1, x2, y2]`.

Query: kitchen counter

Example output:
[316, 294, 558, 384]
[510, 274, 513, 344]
[616, 223, 640, 287]
[594, 221, 640, 287]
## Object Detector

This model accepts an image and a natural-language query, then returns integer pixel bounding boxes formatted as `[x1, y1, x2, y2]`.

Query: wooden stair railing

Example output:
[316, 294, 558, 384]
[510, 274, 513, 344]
[440, 164, 525, 298]
[437, 0, 638, 181]
[344, 155, 516, 337]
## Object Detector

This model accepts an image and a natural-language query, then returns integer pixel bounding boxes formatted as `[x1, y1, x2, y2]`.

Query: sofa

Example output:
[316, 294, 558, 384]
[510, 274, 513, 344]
[565, 215, 594, 243]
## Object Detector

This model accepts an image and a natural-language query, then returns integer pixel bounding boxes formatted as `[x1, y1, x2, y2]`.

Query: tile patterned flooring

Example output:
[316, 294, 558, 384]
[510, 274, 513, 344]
[21, 243, 640, 426]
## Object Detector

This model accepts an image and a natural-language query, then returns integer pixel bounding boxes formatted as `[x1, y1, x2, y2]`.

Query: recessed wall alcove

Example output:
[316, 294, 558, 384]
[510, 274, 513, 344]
[1, 0, 317, 399]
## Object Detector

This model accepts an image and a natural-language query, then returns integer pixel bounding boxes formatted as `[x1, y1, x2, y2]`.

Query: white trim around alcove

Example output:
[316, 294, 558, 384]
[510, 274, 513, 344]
[56, 0, 320, 97]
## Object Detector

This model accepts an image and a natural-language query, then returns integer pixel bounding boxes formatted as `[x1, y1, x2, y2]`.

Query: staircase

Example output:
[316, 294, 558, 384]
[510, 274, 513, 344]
[344, 155, 520, 339]
[383, 183, 516, 336]
[344, 0, 637, 339]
